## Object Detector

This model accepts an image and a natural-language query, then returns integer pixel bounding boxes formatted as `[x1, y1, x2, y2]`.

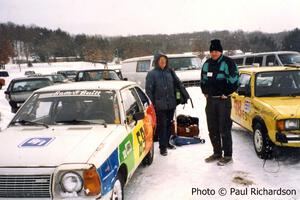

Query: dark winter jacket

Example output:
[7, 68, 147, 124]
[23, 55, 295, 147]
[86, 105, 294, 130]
[145, 53, 177, 111]
[200, 55, 239, 96]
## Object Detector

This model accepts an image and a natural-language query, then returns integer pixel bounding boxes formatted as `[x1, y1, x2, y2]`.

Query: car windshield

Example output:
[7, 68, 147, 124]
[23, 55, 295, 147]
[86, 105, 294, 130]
[12, 79, 52, 92]
[76, 70, 120, 81]
[46, 75, 65, 82]
[10, 90, 121, 126]
[278, 53, 300, 65]
[168, 57, 201, 71]
[255, 71, 300, 97]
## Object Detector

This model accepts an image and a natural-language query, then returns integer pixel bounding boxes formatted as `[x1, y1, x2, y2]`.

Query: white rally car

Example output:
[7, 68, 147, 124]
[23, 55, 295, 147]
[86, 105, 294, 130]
[0, 81, 156, 200]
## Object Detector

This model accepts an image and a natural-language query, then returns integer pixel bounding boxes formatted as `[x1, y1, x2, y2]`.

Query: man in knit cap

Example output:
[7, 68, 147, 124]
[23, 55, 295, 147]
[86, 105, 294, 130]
[200, 39, 239, 166]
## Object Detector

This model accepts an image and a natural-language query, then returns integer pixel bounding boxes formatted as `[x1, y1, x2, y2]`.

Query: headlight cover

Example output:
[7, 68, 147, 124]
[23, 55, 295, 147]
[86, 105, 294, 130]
[60, 172, 83, 193]
[285, 119, 299, 130]
[53, 164, 102, 198]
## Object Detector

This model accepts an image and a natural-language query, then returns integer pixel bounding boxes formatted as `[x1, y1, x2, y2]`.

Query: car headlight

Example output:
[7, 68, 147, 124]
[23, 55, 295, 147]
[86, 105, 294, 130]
[277, 119, 299, 131]
[285, 119, 299, 130]
[53, 164, 102, 198]
[60, 172, 83, 193]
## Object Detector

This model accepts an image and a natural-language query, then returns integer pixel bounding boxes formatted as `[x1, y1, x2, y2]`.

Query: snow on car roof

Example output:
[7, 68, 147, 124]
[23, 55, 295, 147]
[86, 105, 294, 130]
[35, 80, 137, 93]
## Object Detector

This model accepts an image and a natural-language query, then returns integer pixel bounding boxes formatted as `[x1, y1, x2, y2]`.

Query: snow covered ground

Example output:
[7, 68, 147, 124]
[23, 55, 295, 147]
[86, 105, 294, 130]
[0, 62, 299, 200]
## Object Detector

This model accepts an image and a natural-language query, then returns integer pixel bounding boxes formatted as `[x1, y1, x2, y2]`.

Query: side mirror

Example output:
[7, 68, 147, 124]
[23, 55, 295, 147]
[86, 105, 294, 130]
[133, 112, 145, 124]
[123, 78, 128, 81]
[4, 91, 9, 95]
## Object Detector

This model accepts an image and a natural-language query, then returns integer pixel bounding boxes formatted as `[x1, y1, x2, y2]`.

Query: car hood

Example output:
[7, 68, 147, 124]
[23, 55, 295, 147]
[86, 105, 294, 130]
[260, 98, 300, 117]
[0, 125, 120, 167]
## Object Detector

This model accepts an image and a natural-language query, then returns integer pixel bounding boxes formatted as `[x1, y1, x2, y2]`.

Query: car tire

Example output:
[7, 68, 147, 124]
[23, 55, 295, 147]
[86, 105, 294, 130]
[142, 142, 154, 166]
[111, 173, 124, 200]
[253, 123, 273, 159]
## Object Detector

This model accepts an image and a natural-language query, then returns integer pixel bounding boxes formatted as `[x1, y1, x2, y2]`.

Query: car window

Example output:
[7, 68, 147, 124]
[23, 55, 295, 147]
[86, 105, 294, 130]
[77, 71, 120, 81]
[233, 58, 244, 66]
[121, 88, 143, 123]
[12, 79, 51, 92]
[136, 60, 151, 72]
[12, 90, 120, 125]
[168, 57, 201, 70]
[266, 55, 276, 66]
[0, 71, 9, 77]
[238, 73, 251, 96]
[134, 87, 149, 108]
[245, 56, 254, 65]
[255, 71, 300, 97]
[278, 53, 300, 65]
[254, 56, 263, 66]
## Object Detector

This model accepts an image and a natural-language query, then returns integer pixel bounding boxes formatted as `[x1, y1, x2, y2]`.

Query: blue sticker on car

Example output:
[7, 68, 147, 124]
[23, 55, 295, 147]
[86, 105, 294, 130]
[18, 137, 55, 147]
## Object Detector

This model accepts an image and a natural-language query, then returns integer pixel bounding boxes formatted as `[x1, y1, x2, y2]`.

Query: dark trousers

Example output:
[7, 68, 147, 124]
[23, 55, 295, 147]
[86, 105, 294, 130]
[156, 109, 175, 150]
[205, 97, 233, 157]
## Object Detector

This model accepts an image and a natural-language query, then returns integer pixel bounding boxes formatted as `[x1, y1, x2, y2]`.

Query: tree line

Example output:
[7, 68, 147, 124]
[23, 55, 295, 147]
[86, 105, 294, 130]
[0, 22, 300, 67]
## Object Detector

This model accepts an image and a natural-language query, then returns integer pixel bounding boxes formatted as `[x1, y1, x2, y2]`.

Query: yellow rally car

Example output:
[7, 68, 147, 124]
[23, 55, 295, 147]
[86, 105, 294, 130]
[231, 66, 300, 159]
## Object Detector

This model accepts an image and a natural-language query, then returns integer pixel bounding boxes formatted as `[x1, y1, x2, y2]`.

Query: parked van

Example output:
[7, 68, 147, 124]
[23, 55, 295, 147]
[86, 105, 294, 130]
[230, 51, 300, 68]
[121, 53, 202, 88]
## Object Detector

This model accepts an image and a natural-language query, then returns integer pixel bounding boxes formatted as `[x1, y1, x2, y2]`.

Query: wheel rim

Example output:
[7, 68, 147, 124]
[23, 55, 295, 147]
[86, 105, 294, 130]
[254, 129, 264, 153]
[112, 179, 123, 200]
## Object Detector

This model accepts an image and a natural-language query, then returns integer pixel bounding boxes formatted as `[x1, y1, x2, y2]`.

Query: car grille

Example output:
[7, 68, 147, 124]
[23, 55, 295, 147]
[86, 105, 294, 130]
[182, 80, 200, 87]
[0, 174, 51, 198]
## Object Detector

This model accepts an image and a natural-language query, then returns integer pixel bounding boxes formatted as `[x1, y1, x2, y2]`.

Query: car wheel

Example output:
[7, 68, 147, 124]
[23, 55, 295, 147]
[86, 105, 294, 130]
[253, 123, 273, 159]
[142, 142, 154, 166]
[111, 173, 124, 200]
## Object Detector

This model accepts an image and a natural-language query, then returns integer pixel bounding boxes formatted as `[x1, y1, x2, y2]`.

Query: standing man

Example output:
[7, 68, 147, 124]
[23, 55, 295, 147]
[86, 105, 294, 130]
[146, 52, 177, 156]
[200, 39, 239, 166]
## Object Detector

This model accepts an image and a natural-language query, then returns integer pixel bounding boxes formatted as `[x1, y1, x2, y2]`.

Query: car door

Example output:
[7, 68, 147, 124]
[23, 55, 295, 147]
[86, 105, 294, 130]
[121, 87, 147, 170]
[231, 73, 252, 130]
[133, 86, 155, 157]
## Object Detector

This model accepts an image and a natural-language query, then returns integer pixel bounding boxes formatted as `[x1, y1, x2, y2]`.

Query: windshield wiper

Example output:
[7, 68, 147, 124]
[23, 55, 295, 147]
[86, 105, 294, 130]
[55, 119, 107, 128]
[10, 120, 49, 128]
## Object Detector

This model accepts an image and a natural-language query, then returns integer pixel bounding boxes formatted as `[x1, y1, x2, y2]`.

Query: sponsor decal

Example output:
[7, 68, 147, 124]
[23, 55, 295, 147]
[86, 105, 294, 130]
[18, 137, 55, 147]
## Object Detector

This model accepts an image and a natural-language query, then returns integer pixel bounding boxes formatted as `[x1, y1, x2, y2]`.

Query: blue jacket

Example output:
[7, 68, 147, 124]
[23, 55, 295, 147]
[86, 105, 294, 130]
[145, 53, 177, 111]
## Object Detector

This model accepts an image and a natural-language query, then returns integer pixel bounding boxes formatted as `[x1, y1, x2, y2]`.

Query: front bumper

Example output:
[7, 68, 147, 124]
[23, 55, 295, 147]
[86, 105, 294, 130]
[276, 132, 300, 145]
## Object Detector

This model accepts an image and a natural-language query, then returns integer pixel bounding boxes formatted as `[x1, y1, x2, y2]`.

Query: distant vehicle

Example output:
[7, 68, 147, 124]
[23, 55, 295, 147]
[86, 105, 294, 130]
[231, 66, 300, 159]
[230, 51, 300, 68]
[43, 74, 69, 84]
[0, 70, 9, 77]
[75, 69, 122, 82]
[121, 53, 202, 88]
[0, 70, 10, 89]
[0, 81, 156, 199]
[5, 77, 53, 113]
[24, 70, 36, 76]
[57, 70, 77, 81]
[0, 78, 4, 89]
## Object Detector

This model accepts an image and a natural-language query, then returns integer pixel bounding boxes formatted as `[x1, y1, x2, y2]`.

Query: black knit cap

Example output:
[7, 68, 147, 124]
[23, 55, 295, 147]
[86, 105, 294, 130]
[209, 39, 223, 52]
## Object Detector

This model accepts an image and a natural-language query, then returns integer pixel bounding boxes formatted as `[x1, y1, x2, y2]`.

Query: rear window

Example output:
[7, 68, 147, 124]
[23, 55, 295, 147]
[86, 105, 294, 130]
[12, 79, 52, 92]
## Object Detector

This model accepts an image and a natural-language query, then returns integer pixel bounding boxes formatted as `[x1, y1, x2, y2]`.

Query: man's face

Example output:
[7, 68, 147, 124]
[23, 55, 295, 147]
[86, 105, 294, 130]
[158, 56, 167, 69]
[210, 51, 222, 60]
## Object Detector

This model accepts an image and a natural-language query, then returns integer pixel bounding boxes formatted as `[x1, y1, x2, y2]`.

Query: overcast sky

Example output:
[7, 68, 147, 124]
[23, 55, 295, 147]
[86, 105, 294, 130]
[0, 0, 299, 36]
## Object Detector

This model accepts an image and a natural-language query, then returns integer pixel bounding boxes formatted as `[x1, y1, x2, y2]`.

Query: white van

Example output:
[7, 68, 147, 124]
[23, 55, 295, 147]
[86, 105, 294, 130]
[230, 51, 300, 68]
[121, 53, 202, 88]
